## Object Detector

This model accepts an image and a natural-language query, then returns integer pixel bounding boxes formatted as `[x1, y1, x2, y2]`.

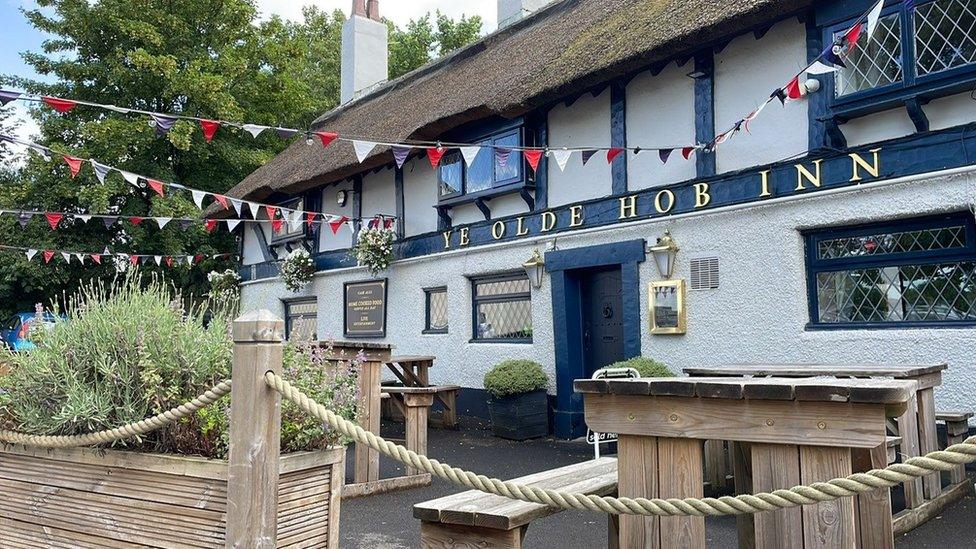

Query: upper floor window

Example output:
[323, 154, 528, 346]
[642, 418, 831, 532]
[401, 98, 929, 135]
[828, 0, 976, 102]
[438, 124, 529, 202]
[804, 212, 976, 329]
[271, 196, 305, 244]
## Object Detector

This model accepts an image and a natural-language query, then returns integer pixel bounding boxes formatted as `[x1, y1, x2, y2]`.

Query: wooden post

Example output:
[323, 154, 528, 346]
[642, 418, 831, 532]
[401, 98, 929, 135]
[658, 438, 705, 549]
[895, 394, 924, 508]
[403, 392, 433, 476]
[799, 446, 856, 549]
[916, 388, 942, 499]
[751, 444, 802, 549]
[226, 310, 284, 549]
[617, 435, 659, 548]
[356, 354, 383, 484]
[732, 442, 755, 549]
[852, 443, 894, 549]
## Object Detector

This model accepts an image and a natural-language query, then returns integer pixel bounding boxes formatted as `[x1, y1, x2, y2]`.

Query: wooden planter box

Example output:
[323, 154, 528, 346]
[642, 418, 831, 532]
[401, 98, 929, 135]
[489, 390, 549, 441]
[0, 444, 345, 548]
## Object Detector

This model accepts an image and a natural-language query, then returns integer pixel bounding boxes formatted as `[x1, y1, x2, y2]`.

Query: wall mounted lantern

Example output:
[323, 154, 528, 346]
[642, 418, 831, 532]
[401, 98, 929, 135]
[649, 231, 680, 279]
[522, 249, 546, 289]
[336, 190, 348, 207]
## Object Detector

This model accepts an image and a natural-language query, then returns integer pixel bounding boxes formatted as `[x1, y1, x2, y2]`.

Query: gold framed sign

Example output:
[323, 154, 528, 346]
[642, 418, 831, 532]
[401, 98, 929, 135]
[649, 279, 686, 335]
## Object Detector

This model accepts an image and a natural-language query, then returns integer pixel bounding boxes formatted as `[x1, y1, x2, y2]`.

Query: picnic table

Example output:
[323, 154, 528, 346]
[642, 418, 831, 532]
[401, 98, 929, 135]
[384, 355, 459, 427]
[683, 364, 947, 512]
[575, 376, 915, 549]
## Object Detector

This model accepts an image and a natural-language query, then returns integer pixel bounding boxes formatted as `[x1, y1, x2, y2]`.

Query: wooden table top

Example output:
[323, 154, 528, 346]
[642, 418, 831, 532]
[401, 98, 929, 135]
[682, 363, 947, 379]
[574, 376, 916, 405]
[388, 355, 436, 363]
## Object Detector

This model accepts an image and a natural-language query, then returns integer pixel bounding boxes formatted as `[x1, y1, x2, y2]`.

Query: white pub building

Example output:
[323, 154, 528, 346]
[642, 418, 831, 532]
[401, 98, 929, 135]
[226, 0, 976, 438]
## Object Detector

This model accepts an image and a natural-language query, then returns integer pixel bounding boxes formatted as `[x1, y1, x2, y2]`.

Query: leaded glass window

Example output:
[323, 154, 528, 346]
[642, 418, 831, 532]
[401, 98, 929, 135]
[424, 287, 448, 334]
[437, 126, 526, 199]
[471, 273, 532, 342]
[834, 12, 903, 96]
[914, 0, 976, 76]
[284, 299, 317, 341]
[805, 213, 976, 328]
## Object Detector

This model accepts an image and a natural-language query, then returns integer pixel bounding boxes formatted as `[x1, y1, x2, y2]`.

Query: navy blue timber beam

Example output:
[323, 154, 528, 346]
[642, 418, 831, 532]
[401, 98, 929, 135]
[351, 175, 363, 247]
[547, 240, 646, 439]
[529, 110, 549, 210]
[693, 51, 716, 177]
[610, 82, 628, 194]
[394, 167, 405, 238]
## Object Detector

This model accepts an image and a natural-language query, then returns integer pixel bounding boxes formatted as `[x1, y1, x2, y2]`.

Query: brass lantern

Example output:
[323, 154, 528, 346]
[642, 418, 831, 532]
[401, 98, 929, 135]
[649, 231, 679, 279]
[522, 249, 546, 289]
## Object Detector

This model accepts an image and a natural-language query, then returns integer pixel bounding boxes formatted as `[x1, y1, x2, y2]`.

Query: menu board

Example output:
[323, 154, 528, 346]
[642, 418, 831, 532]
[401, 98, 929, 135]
[344, 279, 387, 338]
[649, 279, 686, 335]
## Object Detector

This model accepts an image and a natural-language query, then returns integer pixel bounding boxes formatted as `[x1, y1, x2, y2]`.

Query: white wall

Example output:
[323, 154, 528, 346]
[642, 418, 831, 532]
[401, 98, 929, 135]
[547, 90, 612, 206]
[242, 221, 272, 265]
[320, 181, 355, 251]
[626, 63, 697, 188]
[242, 166, 976, 419]
[361, 168, 396, 221]
[714, 18, 809, 172]
[841, 108, 916, 148]
[402, 156, 439, 237]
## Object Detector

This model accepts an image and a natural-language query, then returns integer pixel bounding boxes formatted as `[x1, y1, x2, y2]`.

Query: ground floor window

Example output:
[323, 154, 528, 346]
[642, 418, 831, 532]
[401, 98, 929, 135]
[284, 298, 317, 341]
[804, 212, 976, 328]
[471, 272, 532, 342]
[424, 287, 448, 334]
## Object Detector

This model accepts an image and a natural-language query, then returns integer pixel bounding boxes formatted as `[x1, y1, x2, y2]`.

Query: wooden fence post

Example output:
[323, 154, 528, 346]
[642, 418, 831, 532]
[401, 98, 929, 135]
[226, 310, 285, 548]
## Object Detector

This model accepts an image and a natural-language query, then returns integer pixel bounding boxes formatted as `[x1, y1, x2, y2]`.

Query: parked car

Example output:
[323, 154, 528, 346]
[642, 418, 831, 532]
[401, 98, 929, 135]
[1, 313, 60, 351]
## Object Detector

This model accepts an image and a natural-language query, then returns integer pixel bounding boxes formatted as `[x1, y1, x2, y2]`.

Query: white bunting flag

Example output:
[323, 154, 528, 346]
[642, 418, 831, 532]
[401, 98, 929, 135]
[76, 215, 92, 223]
[191, 190, 207, 209]
[152, 255, 161, 266]
[459, 146, 481, 167]
[550, 149, 573, 172]
[229, 198, 244, 216]
[104, 105, 132, 114]
[155, 217, 172, 229]
[866, 0, 884, 40]
[286, 209, 303, 232]
[185, 256, 193, 266]
[61, 252, 71, 263]
[91, 160, 113, 183]
[75, 253, 85, 264]
[352, 140, 377, 163]
[226, 219, 241, 232]
[120, 171, 140, 186]
[26, 249, 37, 261]
[242, 124, 268, 138]
[806, 61, 839, 75]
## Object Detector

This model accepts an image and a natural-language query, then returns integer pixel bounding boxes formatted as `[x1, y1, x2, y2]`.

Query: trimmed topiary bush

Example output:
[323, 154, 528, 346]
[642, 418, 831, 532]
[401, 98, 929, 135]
[605, 356, 674, 378]
[483, 359, 548, 398]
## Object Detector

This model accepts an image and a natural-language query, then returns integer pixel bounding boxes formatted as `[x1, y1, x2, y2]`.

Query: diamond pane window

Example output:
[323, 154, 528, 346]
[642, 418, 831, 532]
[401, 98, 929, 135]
[914, 0, 976, 76]
[284, 299, 317, 341]
[472, 273, 532, 342]
[805, 213, 976, 328]
[834, 12, 903, 96]
[424, 287, 448, 333]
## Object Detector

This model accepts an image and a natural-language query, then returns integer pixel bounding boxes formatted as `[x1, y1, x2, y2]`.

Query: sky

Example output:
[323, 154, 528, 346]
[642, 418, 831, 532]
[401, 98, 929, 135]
[0, 0, 498, 141]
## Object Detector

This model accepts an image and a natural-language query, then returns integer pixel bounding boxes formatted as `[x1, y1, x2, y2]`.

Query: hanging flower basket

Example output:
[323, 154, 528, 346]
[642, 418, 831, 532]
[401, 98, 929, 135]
[351, 227, 395, 276]
[280, 249, 316, 292]
[207, 268, 241, 302]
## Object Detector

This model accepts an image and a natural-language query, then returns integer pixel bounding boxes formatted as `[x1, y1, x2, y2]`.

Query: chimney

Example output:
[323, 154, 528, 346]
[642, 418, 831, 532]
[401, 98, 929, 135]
[341, 0, 388, 104]
[497, 0, 550, 29]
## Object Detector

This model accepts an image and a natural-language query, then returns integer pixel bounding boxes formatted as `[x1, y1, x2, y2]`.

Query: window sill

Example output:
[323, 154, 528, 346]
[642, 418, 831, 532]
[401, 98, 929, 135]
[469, 338, 534, 344]
[438, 181, 534, 208]
[826, 66, 976, 123]
[805, 320, 976, 331]
[422, 329, 449, 335]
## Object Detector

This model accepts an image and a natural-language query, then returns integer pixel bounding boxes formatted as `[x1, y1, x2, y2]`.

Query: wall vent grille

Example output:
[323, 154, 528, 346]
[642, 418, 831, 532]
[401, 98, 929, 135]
[690, 257, 720, 290]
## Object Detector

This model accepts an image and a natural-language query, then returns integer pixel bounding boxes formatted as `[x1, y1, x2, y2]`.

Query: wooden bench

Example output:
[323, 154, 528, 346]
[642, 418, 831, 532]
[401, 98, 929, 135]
[414, 457, 618, 548]
[385, 384, 460, 428]
[936, 411, 972, 484]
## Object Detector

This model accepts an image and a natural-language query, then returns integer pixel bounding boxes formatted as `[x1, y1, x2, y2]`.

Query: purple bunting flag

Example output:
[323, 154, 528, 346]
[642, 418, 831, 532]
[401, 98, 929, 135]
[17, 212, 33, 228]
[494, 147, 513, 168]
[276, 127, 299, 139]
[392, 146, 411, 169]
[0, 90, 21, 106]
[658, 149, 673, 164]
[150, 114, 177, 136]
[102, 217, 117, 229]
[581, 149, 598, 166]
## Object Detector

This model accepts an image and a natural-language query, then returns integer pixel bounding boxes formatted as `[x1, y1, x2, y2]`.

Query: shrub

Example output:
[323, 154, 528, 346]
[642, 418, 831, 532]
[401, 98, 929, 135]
[0, 272, 360, 459]
[605, 357, 674, 378]
[484, 359, 548, 398]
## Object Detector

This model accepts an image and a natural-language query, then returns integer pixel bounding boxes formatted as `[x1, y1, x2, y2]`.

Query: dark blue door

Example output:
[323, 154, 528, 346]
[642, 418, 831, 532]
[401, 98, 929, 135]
[581, 267, 625, 378]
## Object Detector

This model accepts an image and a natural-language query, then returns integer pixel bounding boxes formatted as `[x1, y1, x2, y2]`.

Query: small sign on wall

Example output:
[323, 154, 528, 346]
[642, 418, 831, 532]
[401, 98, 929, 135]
[649, 279, 686, 335]
[344, 279, 388, 338]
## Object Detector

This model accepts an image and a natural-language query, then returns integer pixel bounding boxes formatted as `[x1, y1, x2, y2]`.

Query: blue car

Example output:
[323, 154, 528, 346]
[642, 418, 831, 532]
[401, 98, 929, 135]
[1, 313, 60, 351]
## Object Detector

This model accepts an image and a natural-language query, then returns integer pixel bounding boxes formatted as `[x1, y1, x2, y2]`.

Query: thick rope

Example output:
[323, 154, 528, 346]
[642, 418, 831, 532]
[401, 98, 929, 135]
[266, 371, 976, 517]
[0, 379, 232, 448]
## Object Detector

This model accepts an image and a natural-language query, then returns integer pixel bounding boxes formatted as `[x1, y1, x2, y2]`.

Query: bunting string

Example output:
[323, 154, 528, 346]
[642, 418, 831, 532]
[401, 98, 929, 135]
[0, 244, 234, 267]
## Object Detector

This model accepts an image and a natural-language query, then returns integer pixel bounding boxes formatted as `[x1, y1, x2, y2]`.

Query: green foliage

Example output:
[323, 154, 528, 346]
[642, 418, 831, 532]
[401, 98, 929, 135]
[483, 359, 548, 398]
[389, 11, 483, 79]
[605, 357, 674, 378]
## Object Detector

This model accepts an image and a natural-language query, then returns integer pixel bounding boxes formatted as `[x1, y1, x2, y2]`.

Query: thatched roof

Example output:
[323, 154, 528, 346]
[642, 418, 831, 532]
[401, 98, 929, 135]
[223, 0, 811, 205]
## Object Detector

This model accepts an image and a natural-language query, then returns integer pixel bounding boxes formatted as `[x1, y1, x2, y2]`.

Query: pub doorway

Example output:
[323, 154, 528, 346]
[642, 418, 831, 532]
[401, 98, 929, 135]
[580, 267, 625, 378]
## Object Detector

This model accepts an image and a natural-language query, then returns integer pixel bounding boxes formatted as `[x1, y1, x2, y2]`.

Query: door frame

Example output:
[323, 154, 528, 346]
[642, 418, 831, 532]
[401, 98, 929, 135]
[547, 239, 645, 439]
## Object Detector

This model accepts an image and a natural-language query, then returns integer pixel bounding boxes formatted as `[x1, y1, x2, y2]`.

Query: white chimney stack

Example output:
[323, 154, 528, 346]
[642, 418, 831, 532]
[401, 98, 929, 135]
[497, 0, 550, 29]
[341, 0, 388, 104]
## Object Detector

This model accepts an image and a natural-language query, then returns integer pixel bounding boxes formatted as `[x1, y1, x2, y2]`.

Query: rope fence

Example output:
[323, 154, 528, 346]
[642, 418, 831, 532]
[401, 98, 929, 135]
[264, 371, 976, 518]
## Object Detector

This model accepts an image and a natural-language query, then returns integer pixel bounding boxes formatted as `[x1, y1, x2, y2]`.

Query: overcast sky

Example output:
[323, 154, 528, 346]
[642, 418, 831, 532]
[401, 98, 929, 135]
[0, 1, 498, 141]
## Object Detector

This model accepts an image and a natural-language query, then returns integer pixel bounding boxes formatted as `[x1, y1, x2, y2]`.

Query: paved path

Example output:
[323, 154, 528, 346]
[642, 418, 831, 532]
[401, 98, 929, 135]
[340, 418, 975, 548]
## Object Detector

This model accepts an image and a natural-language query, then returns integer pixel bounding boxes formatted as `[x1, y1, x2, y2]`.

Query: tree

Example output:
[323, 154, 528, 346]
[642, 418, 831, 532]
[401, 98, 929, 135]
[389, 11, 483, 79]
[0, 0, 482, 318]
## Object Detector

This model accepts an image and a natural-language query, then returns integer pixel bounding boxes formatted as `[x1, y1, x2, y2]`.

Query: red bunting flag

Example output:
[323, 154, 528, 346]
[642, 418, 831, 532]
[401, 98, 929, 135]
[63, 155, 84, 178]
[330, 216, 349, 235]
[129, 255, 139, 266]
[164, 256, 174, 267]
[606, 147, 625, 164]
[90, 254, 102, 265]
[265, 206, 278, 221]
[785, 77, 803, 100]
[194, 254, 205, 264]
[147, 179, 165, 197]
[44, 251, 55, 263]
[845, 23, 863, 51]
[44, 212, 63, 230]
[271, 217, 284, 233]
[42, 96, 77, 113]
[199, 120, 220, 142]
[681, 147, 695, 160]
[523, 150, 544, 173]
[128, 217, 144, 226]
[213, 194, 229, 210]
[204, 219, 218, 233]
[306, 212, 318, 225]
[427, 147, 447, 169]
[384, 218, 395, 230]
[314, 131, 339, 148]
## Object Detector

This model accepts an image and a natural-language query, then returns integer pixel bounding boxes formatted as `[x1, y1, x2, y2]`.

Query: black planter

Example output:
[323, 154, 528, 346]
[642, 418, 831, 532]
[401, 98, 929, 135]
[488, 390, 549, 440]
